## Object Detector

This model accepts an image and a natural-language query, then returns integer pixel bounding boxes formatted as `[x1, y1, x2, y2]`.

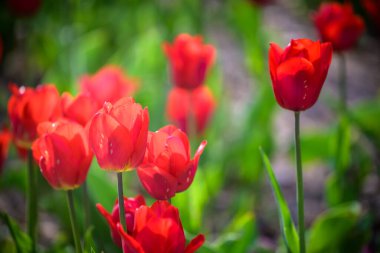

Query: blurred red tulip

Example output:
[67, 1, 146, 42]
[269, 38, 333, 111]
[61, 92, 99, 127]
[80, 65, 138, 107]
[167, 86, 216, 135]
[96, 195, 146, 248]
[0, 128, 12, 174]
[163, 34, 216, 90]
[137, 125, 206, 200]
[361, 0, 380, 32]
[313, 3, 365, 51]
[6, 0, 41, 17]
[88, 97, 149, 171]
[8, 84, 62, 148]
[32, 119, 92, 190]
[117, 201, 205, 253]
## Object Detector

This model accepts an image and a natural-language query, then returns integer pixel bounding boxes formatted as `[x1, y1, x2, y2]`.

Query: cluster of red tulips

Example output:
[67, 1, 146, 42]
[0, 0, 368, 252]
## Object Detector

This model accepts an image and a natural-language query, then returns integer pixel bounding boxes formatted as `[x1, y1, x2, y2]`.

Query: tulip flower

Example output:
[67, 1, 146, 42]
[80, 65, 138, 107]
[0, 128, 12, 174]
[268, 38, 332, 111]
[88, 97, 149, 171]
[8, 84, 62, 148]
[167, 86, 216, 135]
[137, 125, 206, 200]
[117, 201, 205, 253]
[96, 195, 146, 248]
[163, 34, 216, 90]
[32, 119, 92, 190]
[361, 0, 380, 32]
[313, 3, 365, 52]
[61, 92, 99, 127]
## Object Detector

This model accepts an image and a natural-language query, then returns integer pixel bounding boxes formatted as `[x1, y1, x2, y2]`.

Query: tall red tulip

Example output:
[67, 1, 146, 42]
[269, 38, 333, 111]
[80, 65, 138, 107]
[88, 97, 149, 171]
[96, 195, 146, 248]
[313, 3, 365, 51]
[61, 92, 99, 127]
[8, 84, 62, 148]
[163, 34, 216, 90]
[32, 119, 92, 190]
[167, 86, 216, 135]
[137, 125, 206, 200]
[117, 201, 205, 253]
[0, 128, 12, 174]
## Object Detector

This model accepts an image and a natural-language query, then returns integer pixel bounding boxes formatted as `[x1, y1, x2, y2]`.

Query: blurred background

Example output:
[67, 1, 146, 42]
[0, 0, 380, 252]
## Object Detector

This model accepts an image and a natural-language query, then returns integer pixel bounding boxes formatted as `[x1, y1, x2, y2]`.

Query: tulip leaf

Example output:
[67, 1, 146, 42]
[260, 148, 299, 253]
[0, 211, 32, 253]
[84, 226, 97, 253]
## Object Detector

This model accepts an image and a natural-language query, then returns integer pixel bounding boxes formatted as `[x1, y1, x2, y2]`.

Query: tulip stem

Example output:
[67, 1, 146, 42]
[27, 149, 38, 253]
[117, 172, 127, 231]
[338, 53, 347, 112]
[66, 190, 82, 253]
[294, 112, 305, 253]
[82, 182, 90, 230]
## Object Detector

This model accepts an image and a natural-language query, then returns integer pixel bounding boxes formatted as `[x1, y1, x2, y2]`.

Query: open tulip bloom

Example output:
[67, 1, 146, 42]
[137, 125, 207, 200]
[117, 201, 205, 253]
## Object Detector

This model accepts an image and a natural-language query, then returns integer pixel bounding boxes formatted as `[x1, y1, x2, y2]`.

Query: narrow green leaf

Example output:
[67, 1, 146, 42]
[84, 226, 97, 253]
[260, 148, 299, 253]
[0, 211, 32, 253]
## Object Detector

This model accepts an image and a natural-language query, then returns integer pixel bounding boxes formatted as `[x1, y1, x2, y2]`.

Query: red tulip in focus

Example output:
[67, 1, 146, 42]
[167, 86, 216, 135]
[0, 128, 12, 174]
[269, 38, 333, 111]
[163, 34, 216, 90]
[96, 195, 146, 248]
[6, 0, 41, 17]
[32, 119, 92, 190]
[88, 97, 149, 171]
[361, 0, 380, 32]
[118, 201, 205, 253]
[61, 92, 99, 127]
[8, 84, 62, 148]
[313, 3, 365, 51]
[137, 125, 206, 200]
[80, 65, 138, 107]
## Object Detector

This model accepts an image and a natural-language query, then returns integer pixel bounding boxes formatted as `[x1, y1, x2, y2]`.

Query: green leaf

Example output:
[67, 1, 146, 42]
[0, 211, 32, 253]
[260, 148, 299, 253]
[84, 226, 97, 253]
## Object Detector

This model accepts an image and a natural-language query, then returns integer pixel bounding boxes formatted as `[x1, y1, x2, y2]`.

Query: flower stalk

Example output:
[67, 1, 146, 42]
[66, 190, 82, 253]
[27, 149, 38, 253]
[117, 172, 127, 249]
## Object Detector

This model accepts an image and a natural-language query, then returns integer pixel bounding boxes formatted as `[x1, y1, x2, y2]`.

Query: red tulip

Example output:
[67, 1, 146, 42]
[137, 125, 206, 200]
[269, 38, 333, 111]
[163, 34, 216, 90]
[313, 3, 365, 51]
[8, 84, 62, 148]
[167, 86, 216, 135]
[117, 201, 205, 253]
[31, 119, 92, 190]
[6, 0, 41, 17]
[0, 128, 12, 174]
[80, 65, 138, 107]
[361, 0, 380, 32]
[61, 92, 99, 127]
[88, 97, 149, 171]
[96, 195, 146, 248]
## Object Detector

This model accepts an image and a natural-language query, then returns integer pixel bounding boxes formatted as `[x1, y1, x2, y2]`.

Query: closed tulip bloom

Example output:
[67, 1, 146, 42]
[118, 201, 205, 253]
[0, 128, 12, 174]
[61, 92, 99, 127]
[80, 65, 138, 107]
[96, 195, 146, 248]
[32, 119, 92, 190]
[88, 97, 149, 171]
[313, 3, 365, 51]
[137, 125, 206, 200]
[167, 86, 216, 135]
[269, 38, 333, 111]
[163, 34, 216, 90]
[8, 84, 62, 148]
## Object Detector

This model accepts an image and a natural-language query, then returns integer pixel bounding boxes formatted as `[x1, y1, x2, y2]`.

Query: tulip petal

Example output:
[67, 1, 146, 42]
[130, 108, 150, 168]
[117, 224, 145, 253]
[185, 234, 205, 253]
[96, 203, 122, 247]
[269, 43, 283, 84]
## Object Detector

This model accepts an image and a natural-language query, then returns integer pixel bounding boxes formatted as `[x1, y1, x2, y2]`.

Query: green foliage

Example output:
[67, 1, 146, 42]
[0, 212, 32, 253]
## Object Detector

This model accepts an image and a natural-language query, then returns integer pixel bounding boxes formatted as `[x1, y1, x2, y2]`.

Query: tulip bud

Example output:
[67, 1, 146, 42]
[61, 92, 99, 127]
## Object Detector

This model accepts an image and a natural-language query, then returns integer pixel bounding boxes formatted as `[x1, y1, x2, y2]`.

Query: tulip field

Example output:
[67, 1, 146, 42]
[1, 0, 380, 253]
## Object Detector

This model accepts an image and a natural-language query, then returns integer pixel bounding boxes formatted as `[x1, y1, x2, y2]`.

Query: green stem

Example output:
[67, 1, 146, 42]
[66, 190, 82, 253]
[82, 182, 90, 230]
[294, 112, 306, 253]
[27, 149, 37, 253]
[117, 172, 127, 230]
[338, 53, 347, 113]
